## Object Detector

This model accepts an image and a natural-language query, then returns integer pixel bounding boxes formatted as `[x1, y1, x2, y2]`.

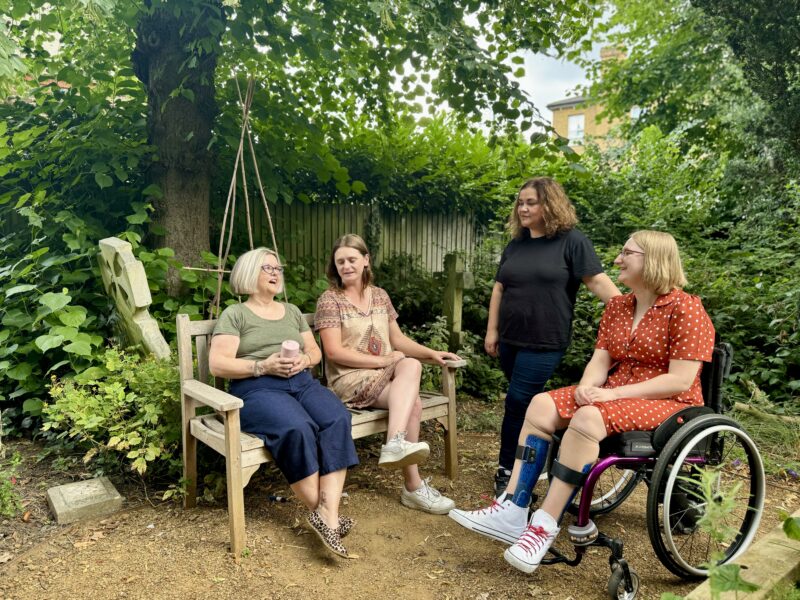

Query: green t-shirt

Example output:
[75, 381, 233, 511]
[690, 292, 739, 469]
[212, 302, 309, 360]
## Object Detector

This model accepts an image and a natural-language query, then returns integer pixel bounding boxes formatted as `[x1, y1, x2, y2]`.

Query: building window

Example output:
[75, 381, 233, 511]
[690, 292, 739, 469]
[567, 114, 585, 144]
[630, 106, 642, 121]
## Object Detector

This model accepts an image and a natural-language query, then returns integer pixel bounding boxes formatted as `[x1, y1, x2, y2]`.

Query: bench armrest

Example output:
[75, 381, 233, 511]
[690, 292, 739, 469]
[182, 379, 243, 412]
[419, 357, 468, 368]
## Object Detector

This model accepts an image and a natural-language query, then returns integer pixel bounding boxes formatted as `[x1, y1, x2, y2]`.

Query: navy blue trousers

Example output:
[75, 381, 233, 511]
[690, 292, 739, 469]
[229, 370, 359, 484]
[497, 343, 564, 471]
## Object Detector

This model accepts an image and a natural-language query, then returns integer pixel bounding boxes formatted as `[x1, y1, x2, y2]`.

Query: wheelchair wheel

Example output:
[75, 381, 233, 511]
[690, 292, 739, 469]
[646, 414, 765, 579]
[607, 565, 640, 600]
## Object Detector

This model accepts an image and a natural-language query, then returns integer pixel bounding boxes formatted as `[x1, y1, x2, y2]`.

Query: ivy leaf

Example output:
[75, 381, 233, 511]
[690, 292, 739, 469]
[35, 334, 65, 352]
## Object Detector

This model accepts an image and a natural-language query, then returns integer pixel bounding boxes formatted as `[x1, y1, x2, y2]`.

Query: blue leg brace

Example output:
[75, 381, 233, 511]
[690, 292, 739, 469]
[510, 435, 550, 508]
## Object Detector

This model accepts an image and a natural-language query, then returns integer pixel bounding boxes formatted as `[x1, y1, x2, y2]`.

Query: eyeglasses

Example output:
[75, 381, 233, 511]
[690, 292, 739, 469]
[618, 249, 645, 258]
[260, 265, 284, 275]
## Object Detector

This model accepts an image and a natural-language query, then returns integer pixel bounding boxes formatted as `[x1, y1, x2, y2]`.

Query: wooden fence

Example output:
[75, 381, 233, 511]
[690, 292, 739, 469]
[238, 201, 482, 274]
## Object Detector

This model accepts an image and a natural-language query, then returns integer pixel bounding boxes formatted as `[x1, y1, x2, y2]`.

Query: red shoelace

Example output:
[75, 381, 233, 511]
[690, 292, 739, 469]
[515, 524, 550, 553]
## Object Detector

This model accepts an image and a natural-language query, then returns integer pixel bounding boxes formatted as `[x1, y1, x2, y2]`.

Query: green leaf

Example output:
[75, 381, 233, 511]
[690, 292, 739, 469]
[63, 341, 93, 356]
[74, 366, 109, 384]
[22, 398, 44, 416]
[35, 334, 65, 352]
[784, 516, 800, 541]
[58, 306, 87, 327]
[39, 291, 72, 312]
[709, 564, 759, 593]
[142, 184, 163, 198]
[95, 172, 114, 189]
[5, 284, 37, 298]
[7, 363, 33, 380]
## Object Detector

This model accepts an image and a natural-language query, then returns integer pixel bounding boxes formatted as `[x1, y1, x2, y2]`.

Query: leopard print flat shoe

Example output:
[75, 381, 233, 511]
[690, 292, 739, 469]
[337, 515, 356, 538]
[306, 510, 349, 558]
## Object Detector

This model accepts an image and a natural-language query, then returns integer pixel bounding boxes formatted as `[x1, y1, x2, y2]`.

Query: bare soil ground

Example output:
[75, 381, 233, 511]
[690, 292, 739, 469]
[2, 422, 798, 600]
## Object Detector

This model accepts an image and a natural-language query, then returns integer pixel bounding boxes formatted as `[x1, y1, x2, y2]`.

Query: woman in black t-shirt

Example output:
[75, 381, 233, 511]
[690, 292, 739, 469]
[486, 177, 619, 496]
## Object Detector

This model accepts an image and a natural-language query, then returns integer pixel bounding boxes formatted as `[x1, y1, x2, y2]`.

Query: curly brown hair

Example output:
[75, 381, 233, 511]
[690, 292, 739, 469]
[507, 177, 578, 239]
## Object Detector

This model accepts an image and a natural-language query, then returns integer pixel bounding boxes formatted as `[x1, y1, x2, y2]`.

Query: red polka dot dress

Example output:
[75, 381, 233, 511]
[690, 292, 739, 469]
[548, 289, 715, 435]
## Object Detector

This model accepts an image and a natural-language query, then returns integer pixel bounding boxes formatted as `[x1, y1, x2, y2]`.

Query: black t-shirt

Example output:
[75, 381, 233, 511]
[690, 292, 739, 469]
[495, 228, 603, 351]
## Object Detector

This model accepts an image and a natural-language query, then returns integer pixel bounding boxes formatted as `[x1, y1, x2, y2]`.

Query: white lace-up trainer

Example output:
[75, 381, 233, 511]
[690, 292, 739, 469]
[503, 509, 560, 573]
[401, 477, 456, 514]
[448, 493, 528, 545]
[378, 431, 430, 469]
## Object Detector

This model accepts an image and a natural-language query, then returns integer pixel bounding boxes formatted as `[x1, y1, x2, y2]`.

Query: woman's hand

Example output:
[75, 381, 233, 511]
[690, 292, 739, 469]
[383, 350, 405, 367]
[286, 353, 311, 377]
[575, 386, 618, 405]
[484, 329, 499, 357]
[260, 353, 296, 378]
[429, 350, 463, 366]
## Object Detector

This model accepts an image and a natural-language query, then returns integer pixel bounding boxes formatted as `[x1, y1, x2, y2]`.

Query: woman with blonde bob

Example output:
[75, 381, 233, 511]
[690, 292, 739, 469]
[450, 230, 715, 575]
[486, 177, 620, 496]
[209, 248, 358, 559]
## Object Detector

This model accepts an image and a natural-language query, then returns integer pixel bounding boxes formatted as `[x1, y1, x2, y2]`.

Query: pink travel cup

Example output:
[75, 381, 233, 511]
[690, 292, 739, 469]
[280, 340, 300, 358]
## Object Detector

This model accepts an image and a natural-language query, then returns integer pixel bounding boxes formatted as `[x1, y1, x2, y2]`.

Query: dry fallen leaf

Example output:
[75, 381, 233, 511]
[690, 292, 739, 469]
[0, 552, 13, 564]
[21, 511, 31, 523]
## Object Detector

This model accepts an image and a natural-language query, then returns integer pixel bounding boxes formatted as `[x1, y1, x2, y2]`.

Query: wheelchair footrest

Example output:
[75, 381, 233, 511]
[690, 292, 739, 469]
[568, 520, 599, 545]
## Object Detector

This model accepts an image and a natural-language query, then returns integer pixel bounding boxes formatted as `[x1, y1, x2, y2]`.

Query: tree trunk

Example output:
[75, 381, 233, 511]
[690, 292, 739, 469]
[132, 0, 223, 293]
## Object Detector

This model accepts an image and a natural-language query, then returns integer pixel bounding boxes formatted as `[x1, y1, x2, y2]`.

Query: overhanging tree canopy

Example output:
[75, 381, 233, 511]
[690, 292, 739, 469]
[2, 0, 600, 269]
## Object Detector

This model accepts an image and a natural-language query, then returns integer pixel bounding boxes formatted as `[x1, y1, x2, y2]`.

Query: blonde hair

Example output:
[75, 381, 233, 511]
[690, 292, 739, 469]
[629, 230, 687, 295]
[326, 233, 373, 290]
[507, 177, 578, 239]
[229, 247, 282, 295]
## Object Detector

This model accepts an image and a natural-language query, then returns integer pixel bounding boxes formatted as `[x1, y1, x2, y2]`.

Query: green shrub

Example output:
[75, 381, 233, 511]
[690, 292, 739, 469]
[375, 252, 443, 327]
[0, 452, 22, 518]
[42, 348, 182, 478]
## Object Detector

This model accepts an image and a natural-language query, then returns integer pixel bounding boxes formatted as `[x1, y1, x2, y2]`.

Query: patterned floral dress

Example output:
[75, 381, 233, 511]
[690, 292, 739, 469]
[548, 289, 715, 435]
[314, 287, 403, 408]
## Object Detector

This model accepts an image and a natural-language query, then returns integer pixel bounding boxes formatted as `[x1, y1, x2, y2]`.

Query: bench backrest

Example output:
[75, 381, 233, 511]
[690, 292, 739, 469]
[176, 315, 220, 389]
[176, 313, 322, 387]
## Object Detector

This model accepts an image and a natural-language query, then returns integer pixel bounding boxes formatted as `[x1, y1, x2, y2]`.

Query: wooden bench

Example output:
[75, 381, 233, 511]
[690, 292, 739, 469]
[177, 313, 466, 561]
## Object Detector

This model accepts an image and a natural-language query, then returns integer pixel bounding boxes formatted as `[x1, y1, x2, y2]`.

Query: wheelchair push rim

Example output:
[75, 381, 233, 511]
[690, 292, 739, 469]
[647, 415, 765, 579]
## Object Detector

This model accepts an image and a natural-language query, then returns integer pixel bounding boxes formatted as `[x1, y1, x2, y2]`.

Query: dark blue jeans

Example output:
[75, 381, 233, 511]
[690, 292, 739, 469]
[497, 343, 565, 470]
[229, 370, 359, 484]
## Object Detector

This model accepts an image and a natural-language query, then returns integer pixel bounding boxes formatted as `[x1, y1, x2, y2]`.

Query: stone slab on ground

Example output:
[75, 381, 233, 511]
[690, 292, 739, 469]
[686, 506, 800, 600]
[46, 477, 124, 525]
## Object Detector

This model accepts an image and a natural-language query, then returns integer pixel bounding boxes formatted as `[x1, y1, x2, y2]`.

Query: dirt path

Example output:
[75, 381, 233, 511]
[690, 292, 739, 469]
[2, 432, 798, 600]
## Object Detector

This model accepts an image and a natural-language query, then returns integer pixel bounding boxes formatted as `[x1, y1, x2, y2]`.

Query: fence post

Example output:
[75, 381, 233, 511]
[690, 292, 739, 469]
[442, 253, 474, 352]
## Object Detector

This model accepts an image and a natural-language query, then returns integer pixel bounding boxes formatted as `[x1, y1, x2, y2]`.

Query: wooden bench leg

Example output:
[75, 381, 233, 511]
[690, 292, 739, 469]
[182, 399, 198, 509]
[224, 410, 246, 562]
[442, 367, 459, 480]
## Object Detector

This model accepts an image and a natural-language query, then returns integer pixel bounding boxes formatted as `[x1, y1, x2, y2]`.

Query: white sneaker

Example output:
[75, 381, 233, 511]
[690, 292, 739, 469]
[448, 493, 528, 545]
[504, 509, 560, 573]
[401, 477, 456, 515]
[378, 431, 430, 469]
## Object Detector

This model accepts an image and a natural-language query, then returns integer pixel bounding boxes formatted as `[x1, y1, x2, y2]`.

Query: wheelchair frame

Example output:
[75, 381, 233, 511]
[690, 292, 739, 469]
[543, 342, 766, 600]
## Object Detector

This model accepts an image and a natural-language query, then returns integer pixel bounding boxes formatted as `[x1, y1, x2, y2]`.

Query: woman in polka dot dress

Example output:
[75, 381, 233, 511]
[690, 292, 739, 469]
[449, 230, 715, 575]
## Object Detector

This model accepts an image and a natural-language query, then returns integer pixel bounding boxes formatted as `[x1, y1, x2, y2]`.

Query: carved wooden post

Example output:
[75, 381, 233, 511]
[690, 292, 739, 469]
[442, 253, 474, 352]
[98, 237, 171, 359]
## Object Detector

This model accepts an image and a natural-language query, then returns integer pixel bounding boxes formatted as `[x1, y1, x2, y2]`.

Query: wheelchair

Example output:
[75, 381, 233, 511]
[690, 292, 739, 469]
[544, 341, 766, 599]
